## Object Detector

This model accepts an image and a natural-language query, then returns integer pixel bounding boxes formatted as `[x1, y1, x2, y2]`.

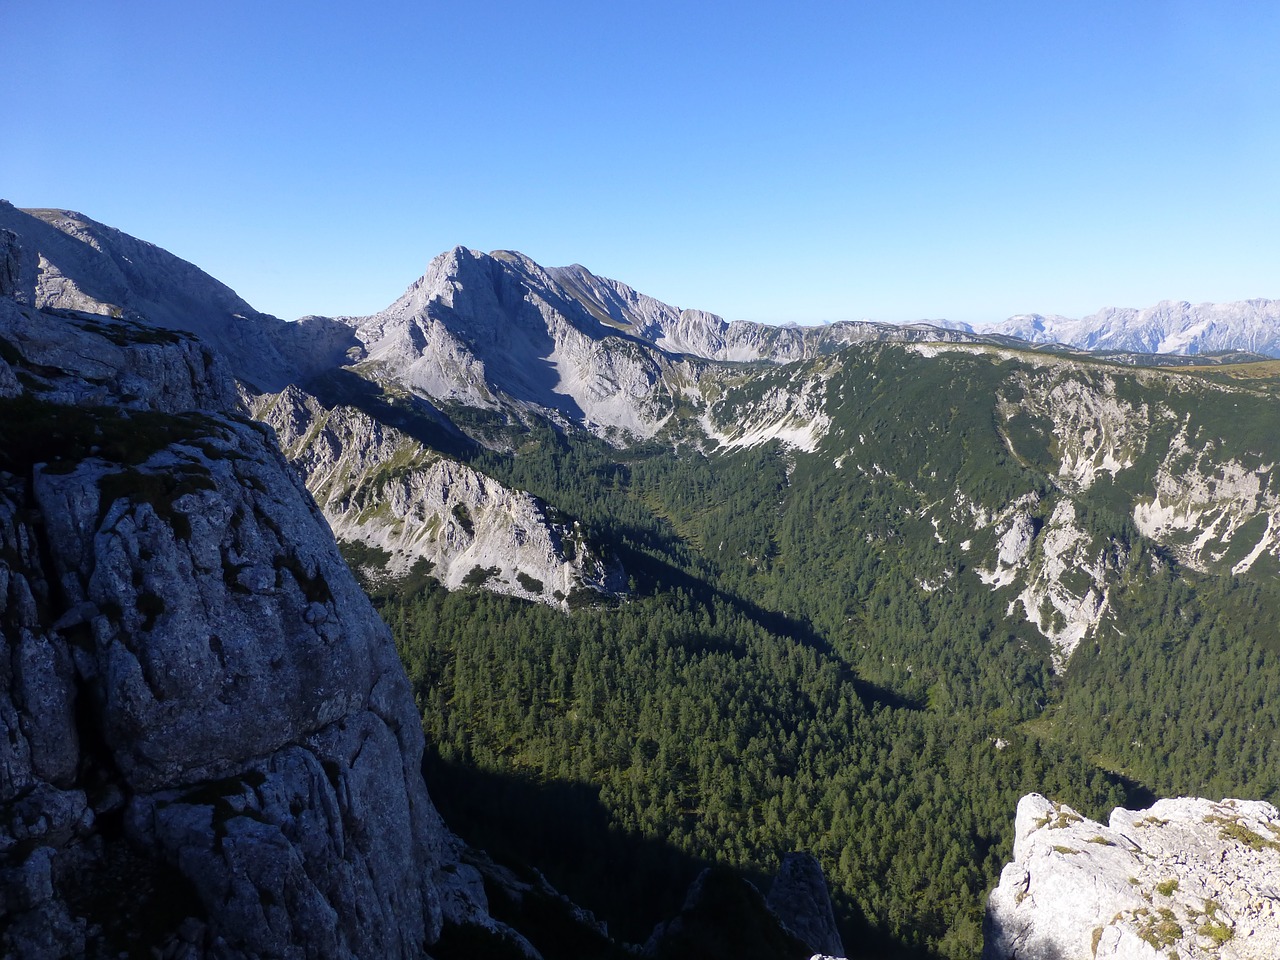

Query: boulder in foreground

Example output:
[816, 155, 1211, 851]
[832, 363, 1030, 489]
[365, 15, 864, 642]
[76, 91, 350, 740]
[984, 793, 1280, 959]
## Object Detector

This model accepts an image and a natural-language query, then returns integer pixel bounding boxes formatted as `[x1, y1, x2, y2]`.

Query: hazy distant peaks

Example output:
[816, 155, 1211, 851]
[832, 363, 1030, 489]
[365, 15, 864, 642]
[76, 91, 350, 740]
[987, 298, 1280, 356]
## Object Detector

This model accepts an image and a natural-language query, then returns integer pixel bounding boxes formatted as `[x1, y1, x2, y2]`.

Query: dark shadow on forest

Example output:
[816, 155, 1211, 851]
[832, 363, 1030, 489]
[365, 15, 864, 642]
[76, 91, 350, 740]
[304, 369, 478, 459]
[424, 746, 702, 946]
[423, 749, 931, 960]
[1109, 771, 1157, 811]
[612, 543, 924, 713]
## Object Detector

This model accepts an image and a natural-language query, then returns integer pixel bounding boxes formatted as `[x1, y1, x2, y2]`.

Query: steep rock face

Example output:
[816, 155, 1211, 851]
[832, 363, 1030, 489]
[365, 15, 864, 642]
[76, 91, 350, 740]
[256, 385, 624, 603]
[990, 299, 1280, 357]
[642, 856, 849, 960]
[0, 297, 461, 958]
[352, 247, 692, 439]
[701, 359, 836, 453]
[1012, 499, 1117, 669]
[0, 201, 357, 392]
[971, 496, 1121, 671]
[996, 354, 1280, 578]
[549, 262, 988, 362]
[899, 344, 1280, 664]
[351, 248, 996, 442]
[1131, 422, 1280, 577]
[642, 867, 818, 960]
[984, 793, 1280, 959]
[767, 852, 847, 958]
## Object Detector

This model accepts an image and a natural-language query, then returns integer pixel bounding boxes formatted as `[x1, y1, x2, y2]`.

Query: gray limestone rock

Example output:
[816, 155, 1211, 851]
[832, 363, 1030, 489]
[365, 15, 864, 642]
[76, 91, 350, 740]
[767, 852, 846, 958]
[349, 246, 990, 444]
[548, 261, 984, 363]
[0, 292, 463, 958]
[256, 384, 625, 605]
[0, 200, 357, 393]
[984, 793, 1280, 960]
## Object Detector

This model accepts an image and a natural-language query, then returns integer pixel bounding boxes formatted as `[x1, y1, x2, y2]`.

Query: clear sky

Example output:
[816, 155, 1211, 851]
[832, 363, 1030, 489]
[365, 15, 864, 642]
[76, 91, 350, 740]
[3, 1, 1276, 326]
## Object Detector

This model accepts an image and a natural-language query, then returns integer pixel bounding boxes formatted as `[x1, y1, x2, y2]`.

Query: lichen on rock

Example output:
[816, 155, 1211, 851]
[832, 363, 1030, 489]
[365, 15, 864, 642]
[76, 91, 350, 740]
[984, 793, 1280, 959]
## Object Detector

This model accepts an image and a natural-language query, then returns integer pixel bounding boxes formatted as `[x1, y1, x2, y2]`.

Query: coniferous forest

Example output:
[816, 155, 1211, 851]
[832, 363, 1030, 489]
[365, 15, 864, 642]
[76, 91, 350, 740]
[342, 352, 1280, 958]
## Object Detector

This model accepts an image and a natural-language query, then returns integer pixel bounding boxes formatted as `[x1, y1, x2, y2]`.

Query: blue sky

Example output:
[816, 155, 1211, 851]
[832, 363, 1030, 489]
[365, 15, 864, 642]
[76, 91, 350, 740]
[3, 1, 1276, 326]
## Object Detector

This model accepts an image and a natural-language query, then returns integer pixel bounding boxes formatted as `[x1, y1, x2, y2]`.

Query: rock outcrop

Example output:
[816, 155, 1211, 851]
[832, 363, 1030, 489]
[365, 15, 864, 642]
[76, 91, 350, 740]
[903, 343, 1280, 666]
[0, 294, 469, 957]
[768, 852, 847, 959]
[642, 867, 818, 960]
[984, 793, 1280, 959]
[0, 201, 357, 392]
[255, 385, 625, 604]
[643, 855, 848, 960]
[349, 246, 692, 439]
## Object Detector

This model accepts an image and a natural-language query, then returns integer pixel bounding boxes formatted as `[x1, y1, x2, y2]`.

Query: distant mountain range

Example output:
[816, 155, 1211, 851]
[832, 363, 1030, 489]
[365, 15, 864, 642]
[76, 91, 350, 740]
[5, 200, 1275, 376]
[978, 298, 1280, 357]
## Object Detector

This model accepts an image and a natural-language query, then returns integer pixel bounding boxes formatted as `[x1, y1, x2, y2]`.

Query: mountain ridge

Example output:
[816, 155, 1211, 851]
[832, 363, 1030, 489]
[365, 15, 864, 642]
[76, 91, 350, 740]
[7, 204, 1280, 957]
[9, 200, 1275, 368]
[984, 297, 1280, 357]
[0, 201, 358, 392]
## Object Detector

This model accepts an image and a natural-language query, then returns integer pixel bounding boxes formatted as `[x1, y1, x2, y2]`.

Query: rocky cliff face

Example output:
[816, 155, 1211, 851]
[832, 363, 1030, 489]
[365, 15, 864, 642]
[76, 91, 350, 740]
[767, 852, 847, 958]
[865, 343, 1280, 667]
[0, 201, 358, 392]
[348, 246, 995, 441]
[0, 286, 474, 956]
[642, 858, 848, 960]
[256, 385, 624, 604]
[985, 793, 1280, 960]
[349, 247, 693, 440]
[990, 349, 1280, 577]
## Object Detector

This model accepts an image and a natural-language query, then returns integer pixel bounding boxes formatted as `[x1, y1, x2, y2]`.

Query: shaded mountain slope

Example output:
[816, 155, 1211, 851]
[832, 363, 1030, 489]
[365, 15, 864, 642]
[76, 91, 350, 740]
[0, 201, 357, 391]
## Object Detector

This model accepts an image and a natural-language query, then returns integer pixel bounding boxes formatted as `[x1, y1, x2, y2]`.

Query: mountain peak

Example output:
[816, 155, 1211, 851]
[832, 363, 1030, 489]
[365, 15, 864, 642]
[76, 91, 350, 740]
[989, 298, 1280, 356]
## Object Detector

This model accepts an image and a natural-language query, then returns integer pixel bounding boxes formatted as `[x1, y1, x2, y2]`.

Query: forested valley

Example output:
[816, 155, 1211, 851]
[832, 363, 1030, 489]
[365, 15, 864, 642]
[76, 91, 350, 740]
[343, 349, 1280, 958]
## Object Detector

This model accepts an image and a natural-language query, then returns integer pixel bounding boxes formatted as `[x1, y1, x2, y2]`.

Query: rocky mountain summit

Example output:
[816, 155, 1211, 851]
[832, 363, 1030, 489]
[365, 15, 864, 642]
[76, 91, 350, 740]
[344, 245, 993, 440]
[986, 299, 1280, 358]
[0, 201, 356, 392]
[985, 793, 1280, 959]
